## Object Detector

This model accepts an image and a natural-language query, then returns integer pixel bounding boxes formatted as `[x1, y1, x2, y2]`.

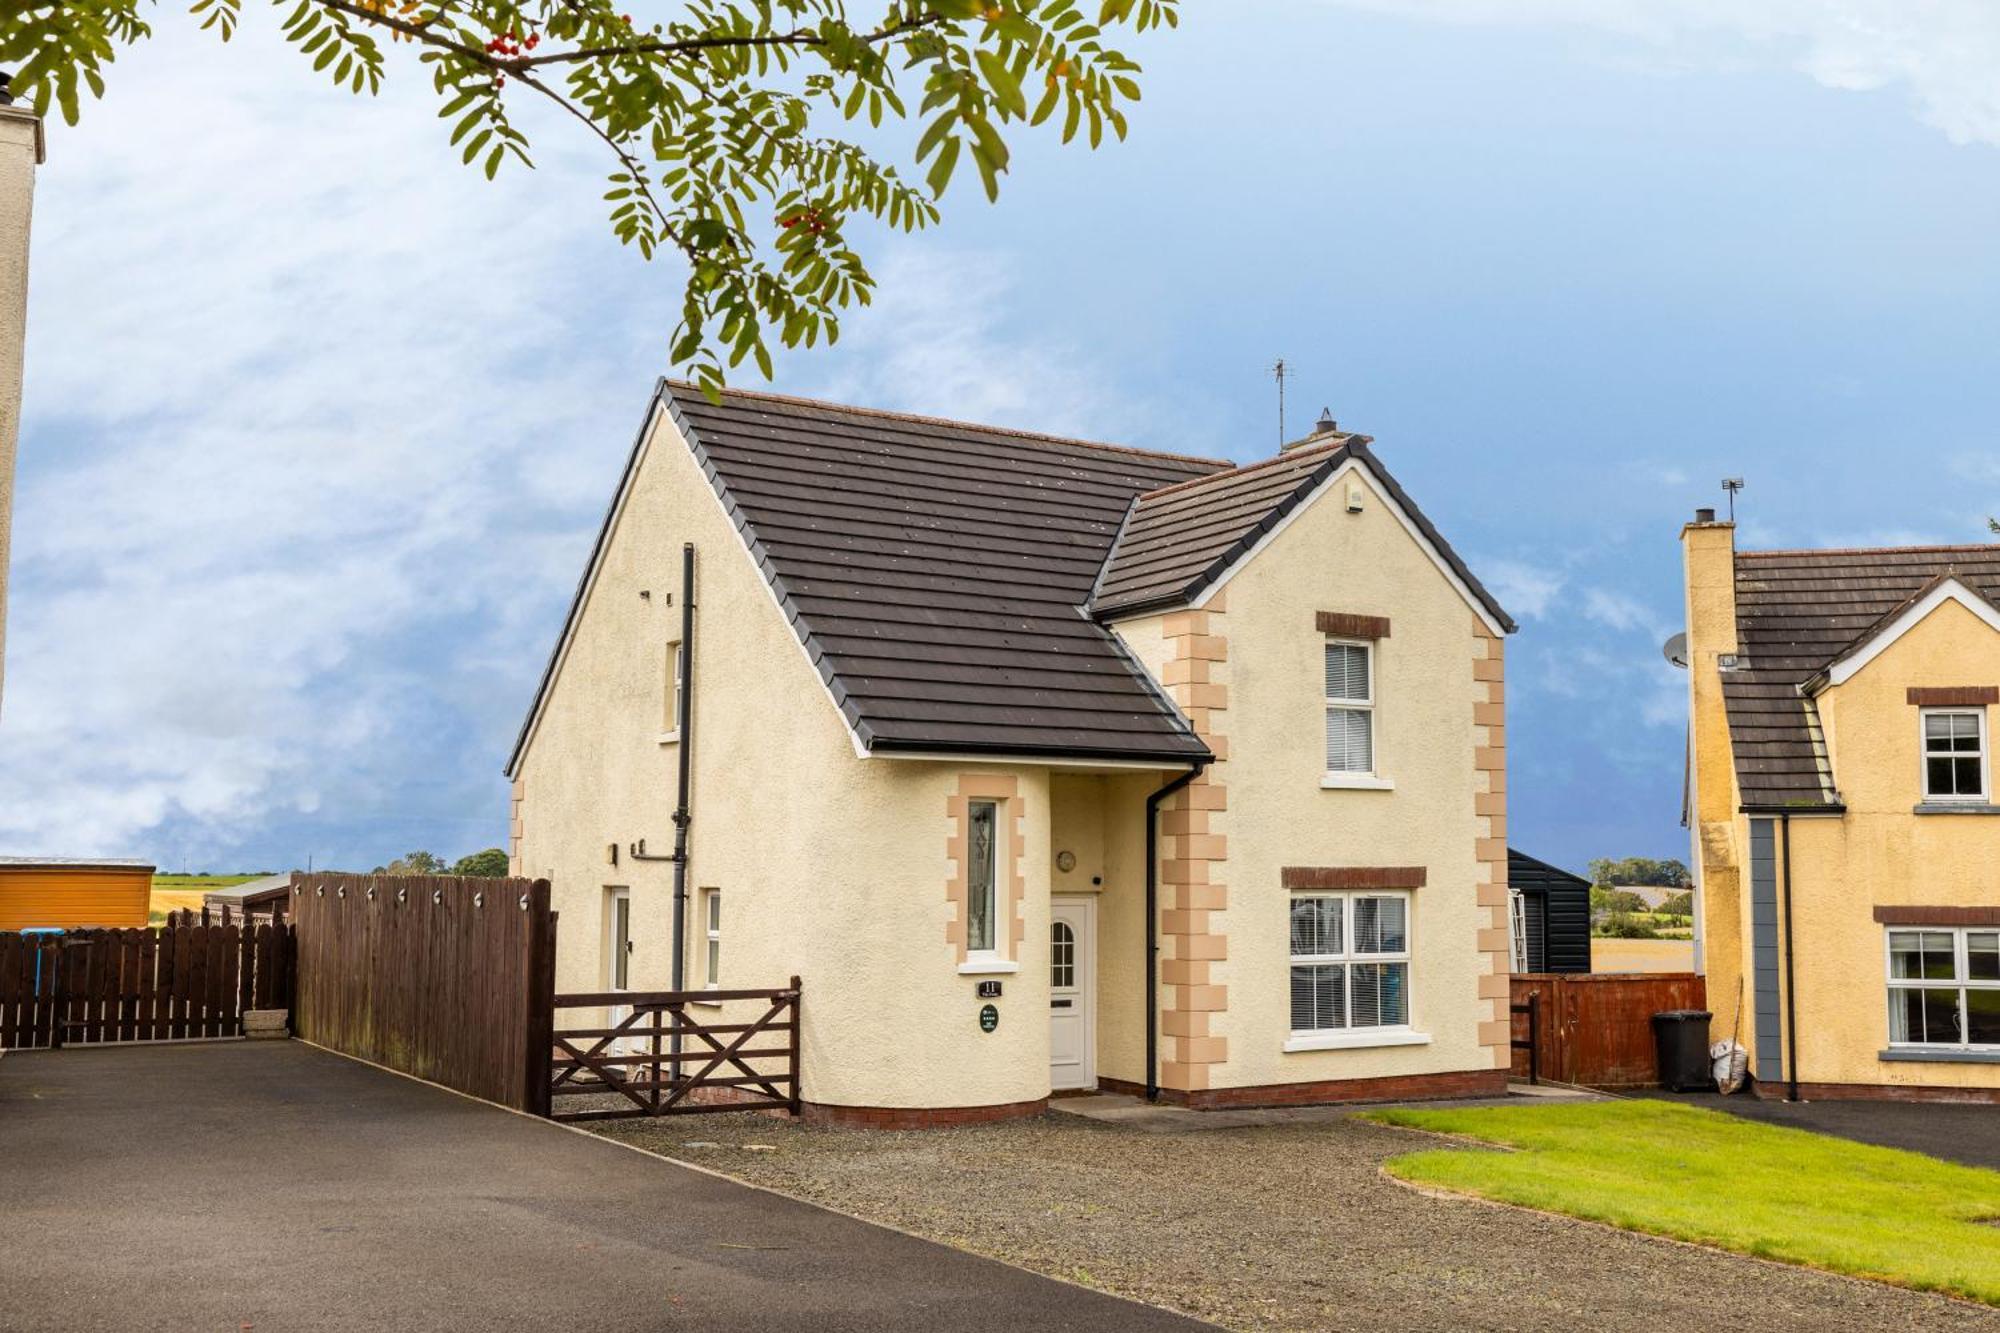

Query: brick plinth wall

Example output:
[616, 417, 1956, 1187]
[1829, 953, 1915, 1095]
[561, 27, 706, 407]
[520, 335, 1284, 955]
[1158, 596, 1230, 1094]
[1752, 1079, 2000, 1106]
[1099, 1066, 1506, 1109]
[803, 1097, 1049, 1129]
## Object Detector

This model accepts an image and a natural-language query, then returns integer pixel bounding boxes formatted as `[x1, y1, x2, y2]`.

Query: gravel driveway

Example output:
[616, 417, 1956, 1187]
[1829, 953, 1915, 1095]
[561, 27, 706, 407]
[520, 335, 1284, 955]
[593, 1106, 1999, 1332]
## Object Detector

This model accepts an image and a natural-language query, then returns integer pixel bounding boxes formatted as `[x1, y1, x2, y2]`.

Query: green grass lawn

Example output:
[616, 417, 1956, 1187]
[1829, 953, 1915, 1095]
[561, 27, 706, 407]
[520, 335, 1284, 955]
[1365, 1100, 2000, 1305]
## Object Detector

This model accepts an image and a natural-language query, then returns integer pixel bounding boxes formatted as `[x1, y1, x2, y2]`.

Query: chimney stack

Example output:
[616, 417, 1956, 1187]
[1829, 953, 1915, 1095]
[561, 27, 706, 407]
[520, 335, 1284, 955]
[0, 90, 43, 720]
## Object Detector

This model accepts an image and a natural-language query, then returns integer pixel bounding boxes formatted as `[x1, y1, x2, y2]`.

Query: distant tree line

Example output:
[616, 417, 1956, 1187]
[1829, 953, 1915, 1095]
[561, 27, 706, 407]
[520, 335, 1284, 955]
[369, 848, 510, 878]
[1586, 856, 1691, 888]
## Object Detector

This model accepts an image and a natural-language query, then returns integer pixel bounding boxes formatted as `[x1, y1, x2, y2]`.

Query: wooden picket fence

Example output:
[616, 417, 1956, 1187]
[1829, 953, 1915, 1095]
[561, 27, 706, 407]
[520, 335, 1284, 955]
[0, 920, 294, 1051]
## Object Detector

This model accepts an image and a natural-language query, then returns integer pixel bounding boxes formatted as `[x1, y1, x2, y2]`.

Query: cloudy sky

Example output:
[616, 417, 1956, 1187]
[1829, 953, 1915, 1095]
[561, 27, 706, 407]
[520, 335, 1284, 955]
[7, 2, 2000, 873]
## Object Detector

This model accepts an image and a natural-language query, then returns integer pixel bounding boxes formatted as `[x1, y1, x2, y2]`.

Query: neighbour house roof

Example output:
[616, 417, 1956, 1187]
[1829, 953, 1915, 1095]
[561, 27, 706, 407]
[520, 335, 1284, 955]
[1090, 431, 1517, 632]
[0, 857, 154, 871]
[507, 382, 1512, 773]
[1727, 543, 2000, 809]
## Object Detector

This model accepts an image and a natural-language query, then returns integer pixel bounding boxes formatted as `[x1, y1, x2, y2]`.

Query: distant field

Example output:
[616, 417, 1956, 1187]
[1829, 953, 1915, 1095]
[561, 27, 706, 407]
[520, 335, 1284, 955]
[148, 874, 267, 924]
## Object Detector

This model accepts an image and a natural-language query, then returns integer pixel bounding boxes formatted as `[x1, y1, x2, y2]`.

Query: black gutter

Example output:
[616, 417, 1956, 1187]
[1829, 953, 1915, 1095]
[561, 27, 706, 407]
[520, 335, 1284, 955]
[1144, 759, 1208, 1103]
[1781, 812, 1800, 1102]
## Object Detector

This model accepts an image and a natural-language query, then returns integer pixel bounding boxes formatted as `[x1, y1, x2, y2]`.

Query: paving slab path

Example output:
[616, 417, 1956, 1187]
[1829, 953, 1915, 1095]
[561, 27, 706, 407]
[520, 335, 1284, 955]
[0, 1042, 1207, 1333]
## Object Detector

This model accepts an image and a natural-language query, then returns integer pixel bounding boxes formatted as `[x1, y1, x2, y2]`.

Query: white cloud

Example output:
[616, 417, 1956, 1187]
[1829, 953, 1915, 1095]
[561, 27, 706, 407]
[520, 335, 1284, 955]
[0, 17, 653, 861]
[1481, 557, 1565, 620]
[1582, 586, 1668, 639]
[1328, 0, 2000, 146]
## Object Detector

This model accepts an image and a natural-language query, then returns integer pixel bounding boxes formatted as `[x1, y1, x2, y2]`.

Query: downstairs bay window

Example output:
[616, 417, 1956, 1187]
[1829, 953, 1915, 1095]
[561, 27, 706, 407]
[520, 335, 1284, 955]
[1286, 891, 1425, 1050]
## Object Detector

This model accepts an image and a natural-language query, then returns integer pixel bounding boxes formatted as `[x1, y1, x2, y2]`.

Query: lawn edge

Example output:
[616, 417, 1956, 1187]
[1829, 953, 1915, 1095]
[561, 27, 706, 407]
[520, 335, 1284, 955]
[1365, 1116, 2000, 1313]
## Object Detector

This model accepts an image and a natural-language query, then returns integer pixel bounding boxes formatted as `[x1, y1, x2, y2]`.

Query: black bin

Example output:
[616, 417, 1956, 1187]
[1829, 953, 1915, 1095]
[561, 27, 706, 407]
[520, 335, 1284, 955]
[1651, 1009, 1713, 1091]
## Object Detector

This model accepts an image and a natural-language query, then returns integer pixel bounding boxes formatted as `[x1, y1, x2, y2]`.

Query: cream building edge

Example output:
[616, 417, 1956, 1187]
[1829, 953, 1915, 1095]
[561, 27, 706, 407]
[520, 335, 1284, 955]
[511, 383, 1514, 1122]
[0, 104, 44, 717]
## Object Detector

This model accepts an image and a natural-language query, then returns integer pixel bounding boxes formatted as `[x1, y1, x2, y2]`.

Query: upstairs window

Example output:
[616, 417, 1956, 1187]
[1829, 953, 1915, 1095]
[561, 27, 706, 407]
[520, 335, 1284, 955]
[1922, 709, 1985, 802]
[1324, 641, 1374, 774]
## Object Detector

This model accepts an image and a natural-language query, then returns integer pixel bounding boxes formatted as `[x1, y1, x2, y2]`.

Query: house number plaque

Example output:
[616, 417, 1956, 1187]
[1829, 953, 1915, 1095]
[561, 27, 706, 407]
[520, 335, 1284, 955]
[976, 980, 1003, 998]
[978, 1003, 999, 1033]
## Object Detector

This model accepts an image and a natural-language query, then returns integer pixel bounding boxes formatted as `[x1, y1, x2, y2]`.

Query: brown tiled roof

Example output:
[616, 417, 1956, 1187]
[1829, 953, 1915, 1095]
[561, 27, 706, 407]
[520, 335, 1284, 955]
[1090, 433, 1516, 631]
[1728, 543, 2000, 808]
[669, 383, 1224, 761]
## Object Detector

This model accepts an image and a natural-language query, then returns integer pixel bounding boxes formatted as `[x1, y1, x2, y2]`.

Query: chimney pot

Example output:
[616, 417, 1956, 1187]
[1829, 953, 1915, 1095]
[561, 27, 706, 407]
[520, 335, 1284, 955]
[1315, 407, 1337, 435]
[1695, 507, 1716, 524]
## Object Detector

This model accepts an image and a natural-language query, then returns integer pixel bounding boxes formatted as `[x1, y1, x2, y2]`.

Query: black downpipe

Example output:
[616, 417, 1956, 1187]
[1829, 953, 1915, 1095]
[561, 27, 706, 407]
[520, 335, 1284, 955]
[1145, 760, 1208, 1103]
[670, 543, 697, 1070]
[1781, 812, 1799, 1102]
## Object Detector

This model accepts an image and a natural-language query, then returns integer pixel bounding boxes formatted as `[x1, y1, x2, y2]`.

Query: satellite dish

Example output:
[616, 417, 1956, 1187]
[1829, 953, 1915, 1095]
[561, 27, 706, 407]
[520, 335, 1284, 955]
[1662, 631, 1689, 669]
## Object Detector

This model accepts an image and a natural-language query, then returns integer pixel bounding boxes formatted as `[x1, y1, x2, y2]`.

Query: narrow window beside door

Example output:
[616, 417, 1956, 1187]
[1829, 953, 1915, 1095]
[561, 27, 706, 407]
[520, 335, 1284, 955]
[660, 639, 684, 741]
[606, 887, 632, 990]
[966, 799, 999, 955]
[704, 888, 722, 988]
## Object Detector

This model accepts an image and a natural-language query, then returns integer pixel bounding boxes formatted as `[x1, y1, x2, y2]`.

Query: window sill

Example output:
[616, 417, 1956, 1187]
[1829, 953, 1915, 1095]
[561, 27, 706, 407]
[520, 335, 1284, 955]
[1284, 1029, 1430, 1053]
[1879, 1046, 2000, 1064]
[1321, 773, 1395, 791]
[656, 730, 681, 746]
[1912, 801, 2000, 815]
[957, 958, 1019, 976]
[688, 992, 724, 1009]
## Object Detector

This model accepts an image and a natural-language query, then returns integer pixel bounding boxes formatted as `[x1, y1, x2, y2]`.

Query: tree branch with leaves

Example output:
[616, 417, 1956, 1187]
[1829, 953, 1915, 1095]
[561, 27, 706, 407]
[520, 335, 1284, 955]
[3, 0, 1176, 395]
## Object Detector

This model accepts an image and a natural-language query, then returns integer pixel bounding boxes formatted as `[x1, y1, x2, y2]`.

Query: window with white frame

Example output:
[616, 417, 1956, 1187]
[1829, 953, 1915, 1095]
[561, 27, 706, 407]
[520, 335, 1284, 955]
[1887, 928, 2000, 1048]
[1921, 710, 1985, 801]
[662, 640, 685, 738]
[1324, 641, 1374, 774]
[966, 799, 999, 955]
[703, 888, 722, 988]
[1289, 892, 1410, 1032]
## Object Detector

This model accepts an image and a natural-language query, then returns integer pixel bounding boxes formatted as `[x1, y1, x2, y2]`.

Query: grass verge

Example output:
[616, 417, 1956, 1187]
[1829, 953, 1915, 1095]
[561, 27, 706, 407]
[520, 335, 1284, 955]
[1365, 1099, 2000, 1306]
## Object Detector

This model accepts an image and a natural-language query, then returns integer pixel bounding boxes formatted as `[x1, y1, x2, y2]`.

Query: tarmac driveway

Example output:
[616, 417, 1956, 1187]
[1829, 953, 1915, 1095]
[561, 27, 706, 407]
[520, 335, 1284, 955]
[1646, 1090, 2000, 1171]
[0, 1042, 1206, 1333]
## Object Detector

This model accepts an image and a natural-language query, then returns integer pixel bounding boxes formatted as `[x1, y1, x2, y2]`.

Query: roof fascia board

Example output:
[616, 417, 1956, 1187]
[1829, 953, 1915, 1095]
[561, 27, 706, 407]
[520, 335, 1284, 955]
[1184, 456, 1511, 637]
[506, 383, 669, 777]
[867, 746, 1208, 770]
[1822, 577, 2000, 689]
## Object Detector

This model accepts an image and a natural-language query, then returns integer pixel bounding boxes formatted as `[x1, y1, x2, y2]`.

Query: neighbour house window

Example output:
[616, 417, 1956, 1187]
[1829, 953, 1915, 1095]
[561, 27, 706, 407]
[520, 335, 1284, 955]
[703, 889, 721, 988]
[1324, 641, 1375, 774]
[1887, 928, 2000, 1049]
[662, 640, 684, 738]
[1289, 892, 1411, 1032]
[967, 799, 999, 955]
[1921, 710, 1985, 801]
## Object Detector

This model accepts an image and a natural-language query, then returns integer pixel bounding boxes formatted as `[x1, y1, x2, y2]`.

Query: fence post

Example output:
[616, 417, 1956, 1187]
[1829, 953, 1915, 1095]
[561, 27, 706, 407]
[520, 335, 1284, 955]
[523, 886, 556, 1118]
[1526, 991, 1540, 1086]
[788, 975, 802, 1117]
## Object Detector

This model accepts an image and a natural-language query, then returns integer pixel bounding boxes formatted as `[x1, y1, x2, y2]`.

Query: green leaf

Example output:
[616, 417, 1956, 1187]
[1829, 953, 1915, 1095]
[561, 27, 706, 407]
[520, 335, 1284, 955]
[924, 136, 961, 197]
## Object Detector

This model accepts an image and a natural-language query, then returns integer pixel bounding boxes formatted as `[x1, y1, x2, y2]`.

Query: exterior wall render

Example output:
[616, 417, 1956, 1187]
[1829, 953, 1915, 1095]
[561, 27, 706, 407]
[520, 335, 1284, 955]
[512, 408, 1055, 1112]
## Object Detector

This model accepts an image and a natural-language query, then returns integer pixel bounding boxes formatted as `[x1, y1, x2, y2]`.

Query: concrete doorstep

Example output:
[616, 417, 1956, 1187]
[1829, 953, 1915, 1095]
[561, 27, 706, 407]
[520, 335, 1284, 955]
[1048, 1080, 1602, 1133]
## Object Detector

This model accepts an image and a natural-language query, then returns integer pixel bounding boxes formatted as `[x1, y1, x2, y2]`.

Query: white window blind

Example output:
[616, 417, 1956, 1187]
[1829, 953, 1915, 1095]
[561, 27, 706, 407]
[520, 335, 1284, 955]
[1289, 892, 1410, 1033]
[1324, 641, 1374, 774]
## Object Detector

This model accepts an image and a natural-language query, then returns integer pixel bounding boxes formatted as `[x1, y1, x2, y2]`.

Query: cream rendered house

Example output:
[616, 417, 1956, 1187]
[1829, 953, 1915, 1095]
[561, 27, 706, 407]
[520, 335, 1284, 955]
[0, 95, 44, 716]
[509, 384, 1516, 1124]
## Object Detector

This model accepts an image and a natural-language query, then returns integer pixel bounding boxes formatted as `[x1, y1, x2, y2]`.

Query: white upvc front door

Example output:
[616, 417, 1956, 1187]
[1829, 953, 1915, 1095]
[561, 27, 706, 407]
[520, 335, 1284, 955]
[1049, 896, 1096, 1092]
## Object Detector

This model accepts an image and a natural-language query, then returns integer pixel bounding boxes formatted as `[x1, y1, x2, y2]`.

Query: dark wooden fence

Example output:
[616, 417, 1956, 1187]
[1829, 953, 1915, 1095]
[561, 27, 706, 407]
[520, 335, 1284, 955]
[0, 921, 294, 1051]
[1510, 972, 1707, 1088]
[290, 872, 555, 1113]
[548, 982, 801, 1122]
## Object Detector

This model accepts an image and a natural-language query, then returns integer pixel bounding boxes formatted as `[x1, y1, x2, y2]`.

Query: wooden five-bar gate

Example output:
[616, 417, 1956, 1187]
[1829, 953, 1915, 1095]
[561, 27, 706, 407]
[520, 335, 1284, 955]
[548, 981, 802, 1122]
[0, 919, 294, 1051]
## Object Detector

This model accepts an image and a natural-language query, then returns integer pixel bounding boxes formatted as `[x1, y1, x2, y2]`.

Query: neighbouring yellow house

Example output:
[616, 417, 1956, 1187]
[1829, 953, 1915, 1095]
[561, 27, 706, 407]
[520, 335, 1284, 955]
[0, 857, 155, 931]
[509, 384, 1516, 1124]
[1684, 513, 2000, 1102]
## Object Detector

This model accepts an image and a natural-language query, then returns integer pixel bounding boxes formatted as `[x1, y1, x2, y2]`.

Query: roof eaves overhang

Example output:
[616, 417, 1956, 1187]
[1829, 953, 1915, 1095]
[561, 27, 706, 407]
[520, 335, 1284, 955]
[863, 737, 1213, 769]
